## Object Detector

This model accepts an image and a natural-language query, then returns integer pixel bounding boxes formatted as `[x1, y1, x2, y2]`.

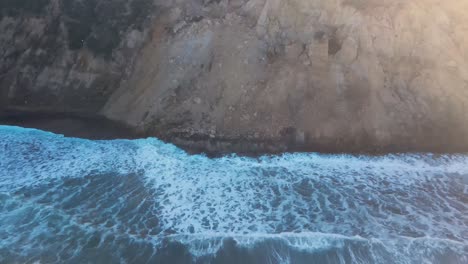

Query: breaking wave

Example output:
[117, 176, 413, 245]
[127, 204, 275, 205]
[0, 126, 467, 263]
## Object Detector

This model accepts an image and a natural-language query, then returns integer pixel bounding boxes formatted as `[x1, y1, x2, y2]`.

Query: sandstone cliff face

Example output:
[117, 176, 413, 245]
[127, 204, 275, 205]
[2, 0, 468, 153]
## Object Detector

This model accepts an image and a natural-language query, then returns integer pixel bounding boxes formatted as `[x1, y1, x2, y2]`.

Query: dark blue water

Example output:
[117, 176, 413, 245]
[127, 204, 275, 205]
[0, 126, 467, 263]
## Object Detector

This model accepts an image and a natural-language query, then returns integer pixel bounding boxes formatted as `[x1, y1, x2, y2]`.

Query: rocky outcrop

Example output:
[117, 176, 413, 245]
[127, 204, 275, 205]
[2, 0, 468, 154]
[0, 0, 153, 113]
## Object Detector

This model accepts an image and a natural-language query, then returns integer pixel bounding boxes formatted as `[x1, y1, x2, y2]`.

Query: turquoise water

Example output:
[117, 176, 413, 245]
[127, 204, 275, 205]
[0, 125, 467, 263]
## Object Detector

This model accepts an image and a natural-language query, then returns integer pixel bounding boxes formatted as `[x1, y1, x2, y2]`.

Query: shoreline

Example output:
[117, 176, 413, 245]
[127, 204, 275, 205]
[1, 110, 467, 157]
[0, 110, 142, 141]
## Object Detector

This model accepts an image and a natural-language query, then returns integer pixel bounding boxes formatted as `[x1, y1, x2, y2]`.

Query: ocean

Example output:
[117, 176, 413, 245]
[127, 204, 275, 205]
[0, 125, 467, 263]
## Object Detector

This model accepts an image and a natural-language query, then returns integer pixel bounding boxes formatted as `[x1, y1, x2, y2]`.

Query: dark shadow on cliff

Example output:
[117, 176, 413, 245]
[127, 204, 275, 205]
[0, 110, 142, 140]
[1, 109, 467, 157]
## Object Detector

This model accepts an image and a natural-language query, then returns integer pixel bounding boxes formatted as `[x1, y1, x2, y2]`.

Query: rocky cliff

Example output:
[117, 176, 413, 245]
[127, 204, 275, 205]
[2, 0, 468, 154]
[0, 0, 153, 112]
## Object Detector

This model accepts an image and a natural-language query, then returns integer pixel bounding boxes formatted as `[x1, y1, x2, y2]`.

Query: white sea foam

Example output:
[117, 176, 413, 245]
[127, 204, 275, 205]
[0, 125, 467, 263]
[167, 232, 468, 261]
[167, 232, 363, 256]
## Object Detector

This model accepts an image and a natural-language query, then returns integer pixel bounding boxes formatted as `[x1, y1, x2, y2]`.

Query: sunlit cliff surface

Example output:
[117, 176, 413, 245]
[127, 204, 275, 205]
[1, 0, 468, 153]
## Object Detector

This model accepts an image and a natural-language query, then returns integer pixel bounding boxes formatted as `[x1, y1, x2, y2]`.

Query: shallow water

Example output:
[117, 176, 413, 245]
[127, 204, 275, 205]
[0, 125, 467, 263]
